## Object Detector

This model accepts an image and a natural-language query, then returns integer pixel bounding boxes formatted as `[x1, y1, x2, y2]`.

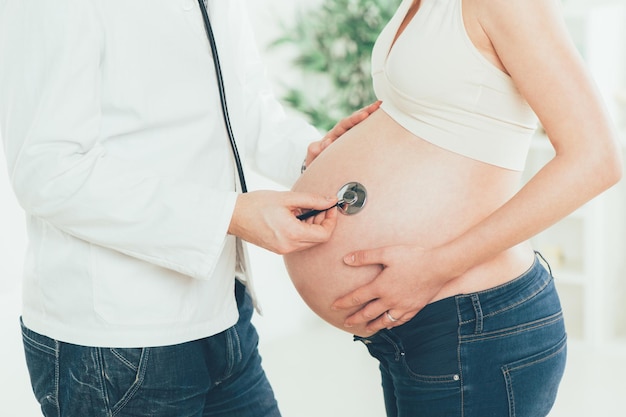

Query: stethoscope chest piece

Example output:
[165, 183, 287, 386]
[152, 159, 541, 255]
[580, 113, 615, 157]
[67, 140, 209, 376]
[337, 182, 367, 215]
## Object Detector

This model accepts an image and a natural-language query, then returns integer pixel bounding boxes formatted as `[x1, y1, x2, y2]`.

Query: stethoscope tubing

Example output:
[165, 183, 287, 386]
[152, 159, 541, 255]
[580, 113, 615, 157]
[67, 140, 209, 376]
[198, 0, 248, 193]
[296, 200, 345, 221]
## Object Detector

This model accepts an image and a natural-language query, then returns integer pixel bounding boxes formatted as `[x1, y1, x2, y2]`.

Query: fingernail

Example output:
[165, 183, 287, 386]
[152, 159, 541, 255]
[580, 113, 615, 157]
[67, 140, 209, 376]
[344, 254, 355, 264]
[344, 323, 353, 328]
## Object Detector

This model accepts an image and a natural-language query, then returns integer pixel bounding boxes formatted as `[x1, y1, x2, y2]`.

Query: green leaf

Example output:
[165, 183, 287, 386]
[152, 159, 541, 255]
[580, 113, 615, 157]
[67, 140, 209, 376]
[270, 0, 401, 131]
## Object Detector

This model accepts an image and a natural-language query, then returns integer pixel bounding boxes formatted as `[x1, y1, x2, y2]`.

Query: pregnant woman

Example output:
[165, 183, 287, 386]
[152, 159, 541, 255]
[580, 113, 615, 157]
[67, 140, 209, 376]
[284, 0, 622, 416]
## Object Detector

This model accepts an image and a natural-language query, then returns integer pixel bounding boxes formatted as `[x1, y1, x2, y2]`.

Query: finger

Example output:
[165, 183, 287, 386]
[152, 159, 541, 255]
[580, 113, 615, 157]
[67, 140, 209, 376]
[335, 111, 367, 133]
[366, 310, 416, 333]
[300, 205, 336, 226]
[305, 140, 325, 165]
[343, 247, 387, 267]
[296, 209, 337, 245]
[324, 101, 382, 143]
[346, 100, 381, 125]
[325, 109, 369, 140]
[357, 100, 382, 116]
[342, 299, 389, 329]
[312, 205, 337, 225]
[290, 192, 338, 212]
[365, 314, 398, 334]
[332, 282, 379, 311]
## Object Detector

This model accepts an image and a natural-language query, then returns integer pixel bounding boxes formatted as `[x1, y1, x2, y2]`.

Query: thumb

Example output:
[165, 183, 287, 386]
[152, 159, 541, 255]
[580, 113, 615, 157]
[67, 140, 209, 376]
[290, 192, 337, 210]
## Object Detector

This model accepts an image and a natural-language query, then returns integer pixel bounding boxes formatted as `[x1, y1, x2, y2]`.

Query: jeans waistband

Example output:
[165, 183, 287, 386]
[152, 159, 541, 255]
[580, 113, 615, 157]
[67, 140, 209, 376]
[455, 254, 552, 325]
[355, 254, 552, 345]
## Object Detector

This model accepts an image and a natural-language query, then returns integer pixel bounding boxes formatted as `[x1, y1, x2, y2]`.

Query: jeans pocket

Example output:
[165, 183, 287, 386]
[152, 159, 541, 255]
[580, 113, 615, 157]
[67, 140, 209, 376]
[502, 334, 567, 417]
[401, 355, 462, 385]
[99, 347, 149, 414]
[21, 321, 59, 417]
[400, 330, 460, 383]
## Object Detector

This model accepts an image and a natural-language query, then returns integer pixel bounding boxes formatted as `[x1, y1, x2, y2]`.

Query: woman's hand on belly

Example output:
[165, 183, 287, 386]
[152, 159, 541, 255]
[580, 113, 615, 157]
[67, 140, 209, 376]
[332, 244, 452, 334]
[304, 101, 381, 168]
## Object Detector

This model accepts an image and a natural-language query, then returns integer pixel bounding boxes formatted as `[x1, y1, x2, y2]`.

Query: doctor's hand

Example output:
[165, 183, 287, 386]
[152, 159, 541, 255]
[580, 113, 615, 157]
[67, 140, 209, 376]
[303, 101, 381, 169]
[332, 244, 452, 334]
[228, 190, 338, 255]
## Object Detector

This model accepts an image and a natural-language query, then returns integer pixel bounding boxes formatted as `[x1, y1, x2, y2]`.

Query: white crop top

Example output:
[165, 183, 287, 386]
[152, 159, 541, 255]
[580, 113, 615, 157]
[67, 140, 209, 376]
[372, 0, 539, 171]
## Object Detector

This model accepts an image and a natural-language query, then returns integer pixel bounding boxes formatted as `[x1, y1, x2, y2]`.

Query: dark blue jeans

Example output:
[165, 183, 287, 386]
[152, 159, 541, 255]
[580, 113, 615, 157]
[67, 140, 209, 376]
[355, 255, 567, 417]
[21, 280, 281, 417]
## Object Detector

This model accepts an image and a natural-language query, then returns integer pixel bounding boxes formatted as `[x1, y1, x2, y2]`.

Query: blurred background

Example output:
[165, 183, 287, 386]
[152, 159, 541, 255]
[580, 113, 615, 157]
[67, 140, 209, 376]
[2, 0, 625, 415]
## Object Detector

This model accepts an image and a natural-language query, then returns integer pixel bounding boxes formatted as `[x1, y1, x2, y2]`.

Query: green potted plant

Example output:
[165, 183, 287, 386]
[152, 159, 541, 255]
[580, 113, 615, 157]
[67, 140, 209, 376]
[271, 0, 400, 131]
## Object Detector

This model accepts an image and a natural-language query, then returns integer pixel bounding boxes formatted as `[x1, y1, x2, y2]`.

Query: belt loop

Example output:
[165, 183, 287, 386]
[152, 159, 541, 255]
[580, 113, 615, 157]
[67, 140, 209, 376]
[471, 294, 483, 334]
[535, 250, 553, 277]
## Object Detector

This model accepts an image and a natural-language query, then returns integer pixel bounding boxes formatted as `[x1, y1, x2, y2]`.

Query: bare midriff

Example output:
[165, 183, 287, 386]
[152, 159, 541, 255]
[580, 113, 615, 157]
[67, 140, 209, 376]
[283, 109, 536, 336]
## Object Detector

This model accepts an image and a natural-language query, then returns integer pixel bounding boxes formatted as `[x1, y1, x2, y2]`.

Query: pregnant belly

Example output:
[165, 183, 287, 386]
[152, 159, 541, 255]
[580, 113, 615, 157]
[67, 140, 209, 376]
[283, 110, 530, 335]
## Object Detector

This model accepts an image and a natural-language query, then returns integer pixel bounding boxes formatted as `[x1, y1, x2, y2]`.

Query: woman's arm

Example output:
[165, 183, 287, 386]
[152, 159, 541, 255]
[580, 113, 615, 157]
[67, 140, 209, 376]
[332, 0, 622, 333]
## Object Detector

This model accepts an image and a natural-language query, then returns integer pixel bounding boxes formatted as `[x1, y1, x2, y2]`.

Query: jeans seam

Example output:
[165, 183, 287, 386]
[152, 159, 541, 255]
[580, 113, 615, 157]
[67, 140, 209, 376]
[53, 340, 61, 417]
[110, 348, 150, 416]
[502, 335, 567, 373]
[218, 327, 242, 385]
[22, 331, 57, 355]
[460, 311, 563, 343]
[401, 368, 461, 383]
[480, 276, 551, 319]
[379, 332, 403, 361]
[109, 348, 139, 372]
[457, 324, 465, 417]
[456, 259, 552, 326]
[389, 330, 460, 383]
[504, 369, 516, 417]
[471, 295, 483, 334]
[95, 348, 113, 415]
[501, 335, 567, 417]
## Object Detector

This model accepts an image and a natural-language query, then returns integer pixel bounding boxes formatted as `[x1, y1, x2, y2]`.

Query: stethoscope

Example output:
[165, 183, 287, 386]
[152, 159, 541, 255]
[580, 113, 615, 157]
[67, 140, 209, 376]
[197, 0, 367, 218]
[198, 0, 248, 193]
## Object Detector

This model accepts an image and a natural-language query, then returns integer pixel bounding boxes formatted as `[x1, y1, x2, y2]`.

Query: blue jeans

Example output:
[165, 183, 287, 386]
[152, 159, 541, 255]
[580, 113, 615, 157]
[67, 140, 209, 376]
[355, 255, 567, 417]
[21, 280, 281, 417]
